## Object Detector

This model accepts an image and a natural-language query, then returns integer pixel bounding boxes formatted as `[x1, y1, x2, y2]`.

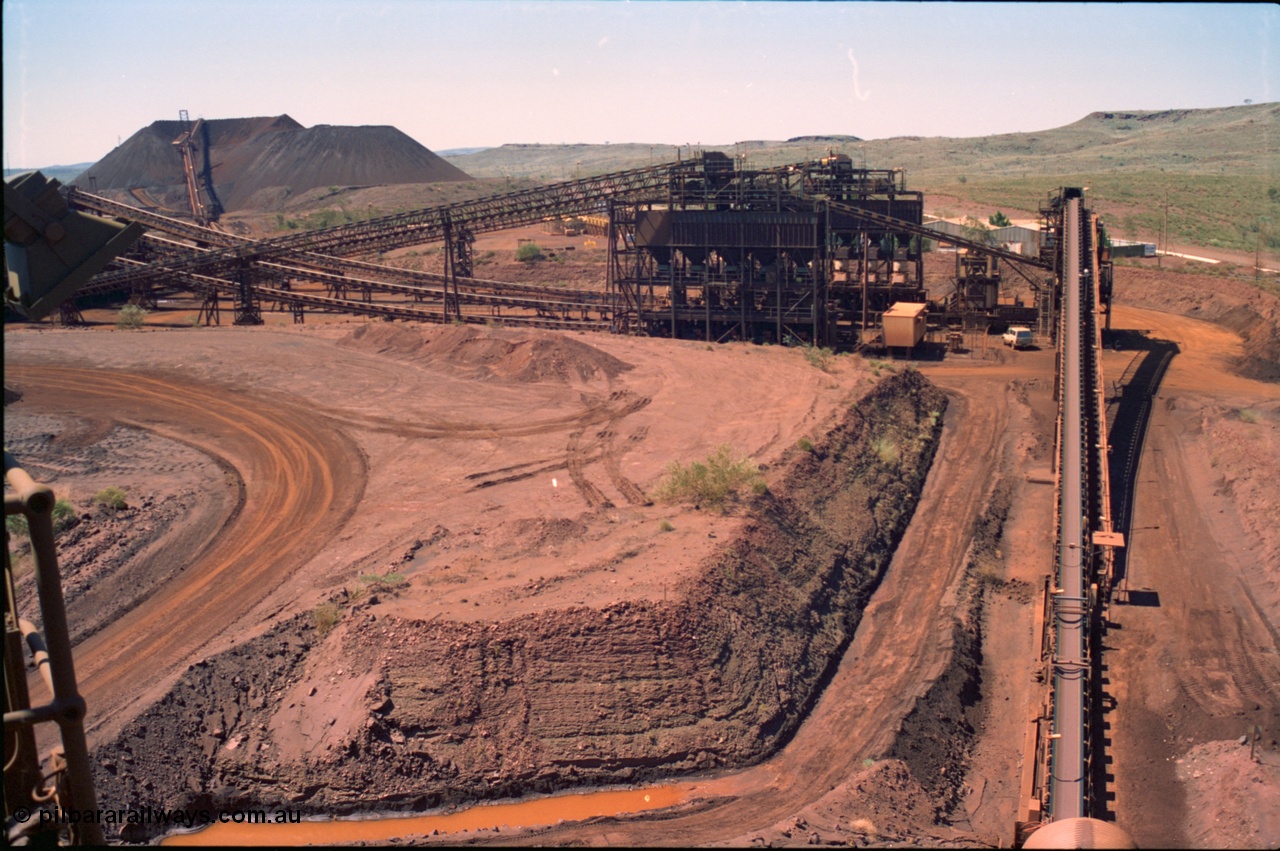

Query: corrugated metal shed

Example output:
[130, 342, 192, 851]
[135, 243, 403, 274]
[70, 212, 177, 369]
[924, 221, 1041, 256]
[989, 225, 1040, 251]
[925, 220, 968, 240]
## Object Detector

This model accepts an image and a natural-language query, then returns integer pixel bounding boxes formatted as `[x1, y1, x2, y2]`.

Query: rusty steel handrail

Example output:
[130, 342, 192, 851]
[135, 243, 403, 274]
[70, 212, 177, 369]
[4, 451, 102, 845]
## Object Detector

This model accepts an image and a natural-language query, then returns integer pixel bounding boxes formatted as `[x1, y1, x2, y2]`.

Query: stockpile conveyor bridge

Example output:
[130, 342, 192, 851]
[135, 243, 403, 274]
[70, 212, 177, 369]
[64, 153, 1051, 345]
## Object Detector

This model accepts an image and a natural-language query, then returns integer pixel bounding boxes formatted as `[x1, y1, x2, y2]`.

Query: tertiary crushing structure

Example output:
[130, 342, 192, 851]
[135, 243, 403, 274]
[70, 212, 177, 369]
[606, 153, 930, 349]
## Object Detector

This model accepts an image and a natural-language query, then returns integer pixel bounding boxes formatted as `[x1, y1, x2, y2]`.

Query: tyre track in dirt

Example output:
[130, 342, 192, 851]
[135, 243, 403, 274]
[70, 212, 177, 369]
[565, 423, 613, 509]
[600, 422, 652, 506]
[6, 364, 364, 743]
[300, 388, 650, 441]
[449, 390, 651, 505]
[496, 379, 1005, 846]
[565, 393, 652, 509]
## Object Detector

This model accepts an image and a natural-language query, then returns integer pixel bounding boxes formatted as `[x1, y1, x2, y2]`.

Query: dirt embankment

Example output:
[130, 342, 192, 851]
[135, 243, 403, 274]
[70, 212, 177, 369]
[889, 476, 1016, 821]
[1114, 263, 1280, 382]
[336, 322, 632, 384]
[729, 469, 1024, 850]
[89, 370, 946, 839]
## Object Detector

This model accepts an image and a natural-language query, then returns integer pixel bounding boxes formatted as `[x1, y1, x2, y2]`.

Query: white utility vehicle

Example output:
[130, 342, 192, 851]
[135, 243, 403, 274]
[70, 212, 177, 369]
[1002, 326, 1034, 349]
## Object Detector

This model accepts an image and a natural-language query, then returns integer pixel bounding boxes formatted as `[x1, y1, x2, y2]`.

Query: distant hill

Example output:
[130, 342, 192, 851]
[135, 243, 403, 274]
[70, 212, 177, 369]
[4, 163, 95, 185]
[786, 134, 862, 144]
[445, 103, 1278, 181]
[71, 116, 471, 213]
[433, 104, 1277, 257]
[437, 147, 493, 157]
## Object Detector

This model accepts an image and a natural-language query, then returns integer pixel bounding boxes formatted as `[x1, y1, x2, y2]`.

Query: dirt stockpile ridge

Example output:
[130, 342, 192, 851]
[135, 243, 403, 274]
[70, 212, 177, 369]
[74, 116, 470, 213]
[216, 124, 471, 211]
[337, 323, 633, 384]
[72, 116, 303, 192]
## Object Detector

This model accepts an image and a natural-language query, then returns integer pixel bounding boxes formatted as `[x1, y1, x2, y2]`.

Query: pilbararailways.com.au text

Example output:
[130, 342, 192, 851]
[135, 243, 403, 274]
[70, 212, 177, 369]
[26, 805, 302, 828]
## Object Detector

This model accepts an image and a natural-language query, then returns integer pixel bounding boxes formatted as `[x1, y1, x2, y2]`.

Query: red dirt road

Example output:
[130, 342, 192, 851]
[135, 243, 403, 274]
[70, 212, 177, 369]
[8, 365, 364, 743]
[1102, 306, 1280, 849]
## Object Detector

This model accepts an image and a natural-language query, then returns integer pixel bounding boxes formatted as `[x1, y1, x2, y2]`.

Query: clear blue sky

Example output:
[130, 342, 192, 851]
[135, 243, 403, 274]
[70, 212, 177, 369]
[3, 1, 1276, 168]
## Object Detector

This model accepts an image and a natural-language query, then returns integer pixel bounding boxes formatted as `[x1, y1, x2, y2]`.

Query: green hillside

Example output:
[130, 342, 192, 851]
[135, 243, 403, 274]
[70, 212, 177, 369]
[4, 163, 95, 185]
[446, 103, 1277, 180]
[445, 104, 1279, 255]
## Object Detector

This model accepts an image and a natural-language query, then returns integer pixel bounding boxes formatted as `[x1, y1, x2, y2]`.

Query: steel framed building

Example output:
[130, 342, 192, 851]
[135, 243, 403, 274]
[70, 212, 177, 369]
[605, 153, 927, 350]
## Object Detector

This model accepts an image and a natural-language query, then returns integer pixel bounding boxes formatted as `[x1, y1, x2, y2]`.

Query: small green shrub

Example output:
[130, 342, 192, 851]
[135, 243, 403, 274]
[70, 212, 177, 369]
[802, 344, 835, 372]
[312, 602, 341, 636]
[94, 487, 127, 510]
[6, 499, 74, 536]
[658, 519, 675, 532]
[796, 437, 814, 453]
[652, 445, 765, 511]
[117, 304, 148, 330]
[360, 572, 408, 588]
[51, 499, 76, 533]
[6, 515, 29, 537]
[1239, 408, 1261, 424]
[872, 436, 900, 465]
[515, 242, 543, 262]
[973, 556, 1005, 588]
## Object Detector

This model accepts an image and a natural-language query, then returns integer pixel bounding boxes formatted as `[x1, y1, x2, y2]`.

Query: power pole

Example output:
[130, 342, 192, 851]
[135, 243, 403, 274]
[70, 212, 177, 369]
[1162, 182, 1169, 268]
[1257, 224, 1262, 285]
[1158, 174, 1168, 269]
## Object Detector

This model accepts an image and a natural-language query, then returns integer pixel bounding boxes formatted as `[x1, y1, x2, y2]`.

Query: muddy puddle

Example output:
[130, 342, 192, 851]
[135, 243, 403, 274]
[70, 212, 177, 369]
[161, 784, 688, 845]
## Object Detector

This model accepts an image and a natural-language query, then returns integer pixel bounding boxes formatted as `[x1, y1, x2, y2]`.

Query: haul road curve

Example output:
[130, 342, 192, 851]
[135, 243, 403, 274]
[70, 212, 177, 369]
[7, 364, 365, 745]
